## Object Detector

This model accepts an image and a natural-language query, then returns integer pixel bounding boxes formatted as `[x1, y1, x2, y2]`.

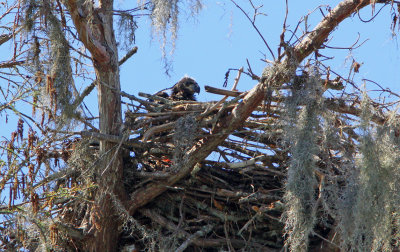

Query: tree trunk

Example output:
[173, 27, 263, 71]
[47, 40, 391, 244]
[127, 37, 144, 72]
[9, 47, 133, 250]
[65, 1, 125, 251]
[94, 69, 124, 251]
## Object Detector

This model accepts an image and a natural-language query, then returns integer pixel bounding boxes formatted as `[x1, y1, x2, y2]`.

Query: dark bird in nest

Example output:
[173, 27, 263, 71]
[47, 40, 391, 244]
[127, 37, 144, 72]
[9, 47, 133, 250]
[154, 77, 200, 102]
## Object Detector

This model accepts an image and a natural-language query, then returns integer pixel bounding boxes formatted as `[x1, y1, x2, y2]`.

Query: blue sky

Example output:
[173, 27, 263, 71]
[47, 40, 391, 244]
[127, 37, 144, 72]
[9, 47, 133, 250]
[118, 0, 400, 106]
[1, 0, 400, 135]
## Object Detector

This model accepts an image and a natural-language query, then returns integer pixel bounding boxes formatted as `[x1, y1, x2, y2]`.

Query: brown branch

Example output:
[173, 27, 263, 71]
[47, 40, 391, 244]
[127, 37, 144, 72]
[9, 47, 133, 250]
[292, 0, 372, 62]
[0, 60, 25, 68]
[141, 122, 175, 142]
[80, 130, 143, 148]
[119, 46, 138, 66]
[65, 1, 111, 67]
[204, 85, 243, 97]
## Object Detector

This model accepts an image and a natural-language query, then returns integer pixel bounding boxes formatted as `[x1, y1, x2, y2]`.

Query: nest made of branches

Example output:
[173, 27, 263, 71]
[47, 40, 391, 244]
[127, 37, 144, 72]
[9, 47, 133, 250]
[120, 88, 286, 251]
[111, 71, 396, 251]
[30, 70, 400, 252]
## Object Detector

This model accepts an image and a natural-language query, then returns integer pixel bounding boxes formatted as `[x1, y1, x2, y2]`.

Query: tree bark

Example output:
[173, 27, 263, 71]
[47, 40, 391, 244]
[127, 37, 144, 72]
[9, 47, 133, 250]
[66, 1, 125, 251]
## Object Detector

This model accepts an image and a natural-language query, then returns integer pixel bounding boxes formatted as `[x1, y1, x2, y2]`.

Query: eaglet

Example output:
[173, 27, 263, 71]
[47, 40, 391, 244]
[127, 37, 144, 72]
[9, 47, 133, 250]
[154, 77, 200, 101]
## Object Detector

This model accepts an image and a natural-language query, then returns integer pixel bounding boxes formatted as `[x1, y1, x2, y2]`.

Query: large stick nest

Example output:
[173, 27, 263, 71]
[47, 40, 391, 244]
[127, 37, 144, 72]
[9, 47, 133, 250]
[122, 87, 286, 251]
[113, 72, 387, 251]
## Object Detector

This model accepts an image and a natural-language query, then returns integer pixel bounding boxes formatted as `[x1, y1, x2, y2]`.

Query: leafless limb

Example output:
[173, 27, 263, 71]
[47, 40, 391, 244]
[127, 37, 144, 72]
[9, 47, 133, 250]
[230, 0, 276, 61]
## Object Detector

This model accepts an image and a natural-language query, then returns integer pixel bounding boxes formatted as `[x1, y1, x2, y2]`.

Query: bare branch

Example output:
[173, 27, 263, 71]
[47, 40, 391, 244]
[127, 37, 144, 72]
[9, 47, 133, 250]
[119, 46, 138, 66]
[230, 0, 276, 61]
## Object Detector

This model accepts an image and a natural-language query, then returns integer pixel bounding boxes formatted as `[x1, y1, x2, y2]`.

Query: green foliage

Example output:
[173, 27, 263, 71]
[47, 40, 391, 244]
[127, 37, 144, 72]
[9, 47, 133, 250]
[282, 75, 323, 251]
[338, 93, 400, 251]
[22, 0, 37, 32]
[281, 78, 400, 251]
[46, 12, 75, 120]
[23, 0, 76, 123]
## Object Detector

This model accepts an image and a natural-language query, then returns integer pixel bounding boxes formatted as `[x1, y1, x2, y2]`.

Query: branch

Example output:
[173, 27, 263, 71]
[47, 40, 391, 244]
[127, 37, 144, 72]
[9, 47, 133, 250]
[0, 34, 13, 46]
[80, 130, 142, 148]
[292, 0, 372, 62]
[0, 60, 24, 69]
[119, 46, 138, 66]
[204, 86, 243, 97]
[176, 224, 214, 252]
[65, 1, 111, 67]
[230, 0, 276, 61]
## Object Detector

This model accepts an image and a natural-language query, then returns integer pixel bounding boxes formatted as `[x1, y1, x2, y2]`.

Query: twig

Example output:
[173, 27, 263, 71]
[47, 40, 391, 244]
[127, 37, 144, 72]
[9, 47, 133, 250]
[0, 60, 25, 68]
[311, 231, 341, 249]
[226, 155, 264, 169]
[118, 46, 138, 66]
[237, 213, 258, 236]
[278, 0, 289, 60]
[141, 122, 175, 142]
[231, 67, 243, 91]
[230, 0, 276, 61]
[224, 219, 236, 252]
[175, 224, 214, 252]
[246, 59, 260, 80]
[204, 86, 244, 97]
[201, 68, 244, 119]
[101, 130, 130, 176]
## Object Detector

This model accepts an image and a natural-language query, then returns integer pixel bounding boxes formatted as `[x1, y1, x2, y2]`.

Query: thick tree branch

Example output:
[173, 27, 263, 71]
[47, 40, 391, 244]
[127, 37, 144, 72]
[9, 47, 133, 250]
[65, 1, 111, 67]
[292, 0, 372, 62]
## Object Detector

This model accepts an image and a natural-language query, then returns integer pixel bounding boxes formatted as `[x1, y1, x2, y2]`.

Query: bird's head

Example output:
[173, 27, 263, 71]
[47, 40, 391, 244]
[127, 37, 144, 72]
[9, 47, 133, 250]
[181, 77, 200, 95]
[171, 76, 201, 101]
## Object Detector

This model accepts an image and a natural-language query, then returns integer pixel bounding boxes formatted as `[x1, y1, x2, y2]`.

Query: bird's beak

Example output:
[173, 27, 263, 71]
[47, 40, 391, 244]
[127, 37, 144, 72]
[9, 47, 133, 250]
[194, 84, 200, 94]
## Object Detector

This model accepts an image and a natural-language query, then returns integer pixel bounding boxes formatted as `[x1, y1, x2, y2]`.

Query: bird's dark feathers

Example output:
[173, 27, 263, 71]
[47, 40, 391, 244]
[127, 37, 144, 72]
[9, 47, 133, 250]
[170, 77, 200, 101]
[154, 77, 200, 102]
[154, 90, 169, 99]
